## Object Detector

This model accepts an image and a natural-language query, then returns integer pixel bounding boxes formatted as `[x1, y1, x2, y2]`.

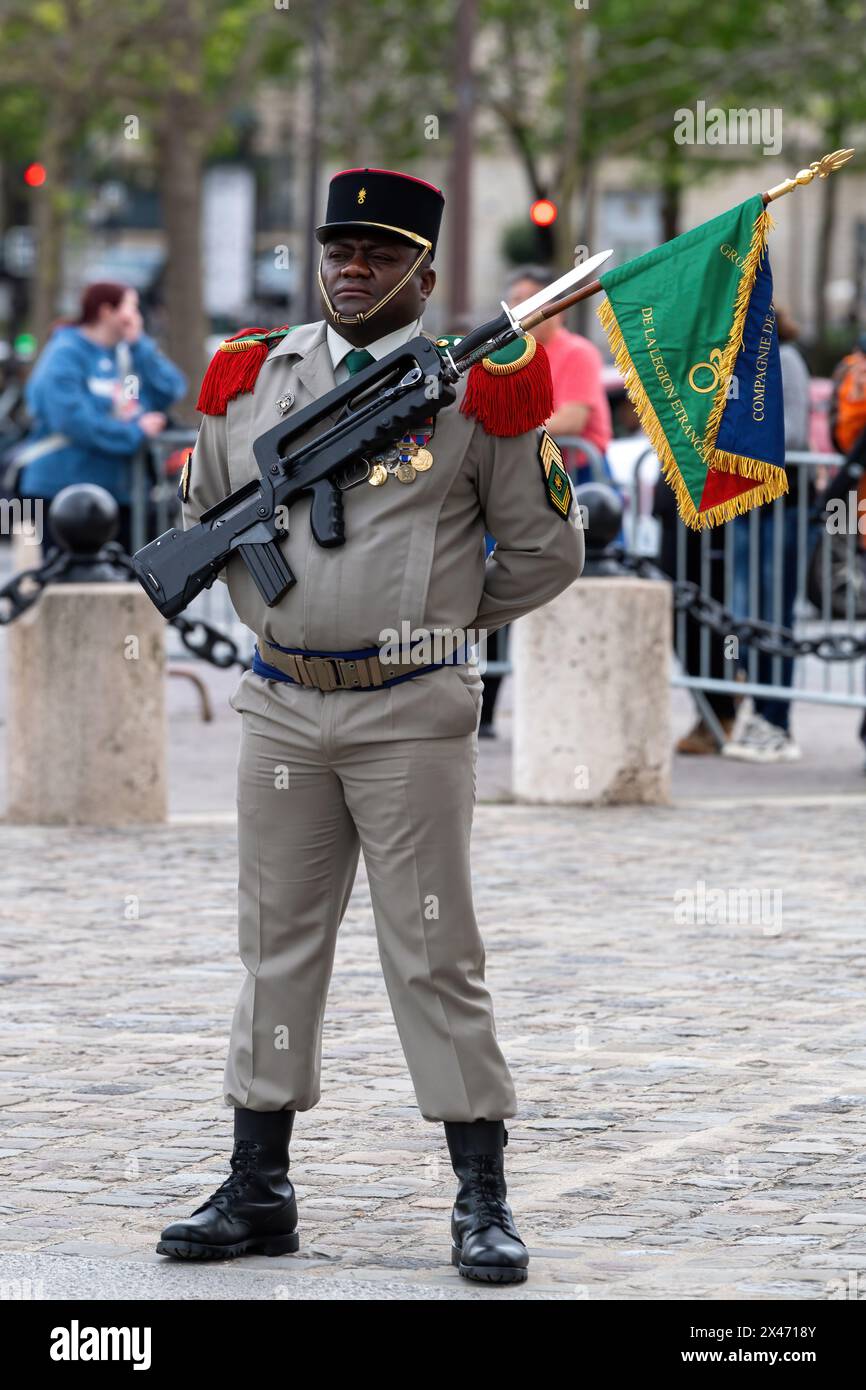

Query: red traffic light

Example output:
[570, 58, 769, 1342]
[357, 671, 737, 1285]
[530, 198, 557, 228]
[24, 162, 47, 187]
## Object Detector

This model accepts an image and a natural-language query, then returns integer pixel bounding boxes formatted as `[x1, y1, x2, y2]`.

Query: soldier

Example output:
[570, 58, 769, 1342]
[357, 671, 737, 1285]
[156, 168, 584, 1283]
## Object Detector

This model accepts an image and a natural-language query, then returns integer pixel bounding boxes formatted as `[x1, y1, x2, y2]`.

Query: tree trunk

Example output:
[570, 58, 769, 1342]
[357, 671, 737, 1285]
[814, 118, 844, 346]
[31, 110, 74, 347]
[447, 0, 477, 330]
[152, 0, 208, 420]
[660, 136, 682, 244]
[554, 17, 586, 272]
[573, 158, 596, 337]
[156, 110, 207, 421]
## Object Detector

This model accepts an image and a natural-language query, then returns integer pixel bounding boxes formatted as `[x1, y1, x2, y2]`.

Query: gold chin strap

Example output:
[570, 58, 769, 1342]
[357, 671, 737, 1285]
[317, 241, 431, 325]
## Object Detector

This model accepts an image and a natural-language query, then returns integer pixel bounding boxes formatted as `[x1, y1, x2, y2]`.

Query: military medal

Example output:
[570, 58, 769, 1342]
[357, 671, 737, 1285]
[404, 421, 435, 472]
[366, 416, 435, 487]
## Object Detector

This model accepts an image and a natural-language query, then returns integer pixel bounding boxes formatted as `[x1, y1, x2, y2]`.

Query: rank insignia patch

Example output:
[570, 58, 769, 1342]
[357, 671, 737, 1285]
[177, 451, 192, 503]
[537, 429, 572, 518]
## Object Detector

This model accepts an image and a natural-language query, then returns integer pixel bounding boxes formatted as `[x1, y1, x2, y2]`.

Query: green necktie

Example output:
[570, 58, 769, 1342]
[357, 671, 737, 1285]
[344, 348, 375, 376]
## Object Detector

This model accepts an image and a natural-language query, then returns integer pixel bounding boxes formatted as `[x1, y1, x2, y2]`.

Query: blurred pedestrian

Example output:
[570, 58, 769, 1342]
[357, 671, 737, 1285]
[653, 475, 737, 753]
[16, 281, 186, 554]
[828, 330, 866, 463]
[827, 331, 866, 768]
[724, 305, 811, 763]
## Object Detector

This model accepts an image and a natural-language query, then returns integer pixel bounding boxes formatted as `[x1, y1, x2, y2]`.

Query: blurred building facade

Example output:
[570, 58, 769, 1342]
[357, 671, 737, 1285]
[1, 83, 864, 359]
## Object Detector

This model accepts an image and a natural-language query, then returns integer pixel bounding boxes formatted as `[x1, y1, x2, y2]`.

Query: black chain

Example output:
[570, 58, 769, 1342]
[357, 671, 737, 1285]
[0, 542, 250, 668]
[612, 550, 866, 661]
[107, 547, 251, 671]
[168, 613, 250, 670]
[0, 550, 73, 624]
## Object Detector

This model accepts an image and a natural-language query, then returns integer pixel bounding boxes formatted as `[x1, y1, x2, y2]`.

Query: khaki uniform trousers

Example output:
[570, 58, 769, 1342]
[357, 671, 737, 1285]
[223, 661, 518, 1123]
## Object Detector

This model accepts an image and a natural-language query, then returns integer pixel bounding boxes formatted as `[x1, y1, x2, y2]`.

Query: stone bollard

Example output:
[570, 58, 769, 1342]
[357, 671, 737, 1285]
[512, 483, 672, 806]
[512, 577, 672, 805]
[6, 584, 167, 826]
[5, 487, 167, 826]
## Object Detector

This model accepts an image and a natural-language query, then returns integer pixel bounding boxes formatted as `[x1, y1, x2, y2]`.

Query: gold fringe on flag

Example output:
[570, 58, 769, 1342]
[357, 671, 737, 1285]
[596, 204, 789, 530]
[712, 449, 789, 491]
[703, 206, 774, 457]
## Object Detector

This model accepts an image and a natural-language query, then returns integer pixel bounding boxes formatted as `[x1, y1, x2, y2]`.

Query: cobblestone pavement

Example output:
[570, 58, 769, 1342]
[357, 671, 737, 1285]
[1, 798, 865, 1301]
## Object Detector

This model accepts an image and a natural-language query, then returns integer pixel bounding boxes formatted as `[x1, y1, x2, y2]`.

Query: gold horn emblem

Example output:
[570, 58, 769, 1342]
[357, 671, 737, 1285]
[357, 187, 367, 205]
[688, 347, 725, 394]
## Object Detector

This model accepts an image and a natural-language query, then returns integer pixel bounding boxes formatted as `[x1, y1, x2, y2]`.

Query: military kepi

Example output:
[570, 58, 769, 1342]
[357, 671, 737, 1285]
[316, 168, 445, 328]
[315, 167, 444, 256]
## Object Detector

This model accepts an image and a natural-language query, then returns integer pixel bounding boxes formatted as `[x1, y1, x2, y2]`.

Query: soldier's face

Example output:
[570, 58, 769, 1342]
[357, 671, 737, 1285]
[320, 234, 435, 338]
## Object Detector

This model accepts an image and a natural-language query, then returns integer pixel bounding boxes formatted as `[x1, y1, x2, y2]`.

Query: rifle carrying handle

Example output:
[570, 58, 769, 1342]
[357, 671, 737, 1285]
[308, 478, 345, 548]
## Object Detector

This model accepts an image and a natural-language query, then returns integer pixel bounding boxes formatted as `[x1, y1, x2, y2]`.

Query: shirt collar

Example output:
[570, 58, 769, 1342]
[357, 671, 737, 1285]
[326, 316, 423, 370]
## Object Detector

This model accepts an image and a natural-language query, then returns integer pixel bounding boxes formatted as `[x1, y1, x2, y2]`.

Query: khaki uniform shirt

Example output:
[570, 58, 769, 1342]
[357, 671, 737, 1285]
[181, 319, 585, 650]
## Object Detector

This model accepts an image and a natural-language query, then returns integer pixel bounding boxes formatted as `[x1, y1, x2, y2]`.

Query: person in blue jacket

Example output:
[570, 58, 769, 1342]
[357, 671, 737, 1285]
[17, 281, 186, 553]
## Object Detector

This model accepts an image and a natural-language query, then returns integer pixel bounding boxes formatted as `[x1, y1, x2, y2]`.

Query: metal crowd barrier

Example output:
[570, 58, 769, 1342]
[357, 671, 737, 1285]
[628, 449, 866, 725]
[556, 434, 609, 483]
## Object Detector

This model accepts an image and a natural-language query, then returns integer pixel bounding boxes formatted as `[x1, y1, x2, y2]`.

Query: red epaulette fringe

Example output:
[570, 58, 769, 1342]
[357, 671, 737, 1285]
[196, 327, 277, 416]
[460, 341, 553, 437]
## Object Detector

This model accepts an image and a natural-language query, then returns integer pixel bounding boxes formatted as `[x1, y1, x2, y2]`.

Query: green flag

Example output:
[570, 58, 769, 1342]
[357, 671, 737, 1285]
[597, 195, 788, 530]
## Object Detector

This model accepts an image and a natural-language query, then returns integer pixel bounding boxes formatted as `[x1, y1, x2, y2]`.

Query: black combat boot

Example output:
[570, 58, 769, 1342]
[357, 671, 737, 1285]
[444, 1119, 529, 1283]
[156, 1108, 298, 1260]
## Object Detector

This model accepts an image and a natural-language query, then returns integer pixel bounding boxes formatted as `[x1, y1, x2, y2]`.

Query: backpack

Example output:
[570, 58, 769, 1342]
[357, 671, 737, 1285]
[829, 350, 866, 454]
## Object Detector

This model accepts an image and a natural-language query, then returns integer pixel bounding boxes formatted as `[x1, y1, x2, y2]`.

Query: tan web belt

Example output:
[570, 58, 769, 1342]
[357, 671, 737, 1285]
[255, 639, 467, 693]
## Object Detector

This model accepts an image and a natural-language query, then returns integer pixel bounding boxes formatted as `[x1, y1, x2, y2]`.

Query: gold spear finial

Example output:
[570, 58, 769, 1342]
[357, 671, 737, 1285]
[764, 148, 855, 203]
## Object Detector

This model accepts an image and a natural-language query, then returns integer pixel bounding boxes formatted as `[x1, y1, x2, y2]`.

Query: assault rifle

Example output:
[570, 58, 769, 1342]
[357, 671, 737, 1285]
[132, 250, 611, 619]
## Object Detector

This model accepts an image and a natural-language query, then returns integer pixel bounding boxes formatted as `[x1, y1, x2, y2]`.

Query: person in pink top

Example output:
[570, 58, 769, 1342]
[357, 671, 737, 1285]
[506, 265, 613, 481]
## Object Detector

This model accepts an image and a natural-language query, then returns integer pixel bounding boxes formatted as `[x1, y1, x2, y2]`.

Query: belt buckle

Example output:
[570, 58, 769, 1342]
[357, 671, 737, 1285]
[302, 655, 338, 691]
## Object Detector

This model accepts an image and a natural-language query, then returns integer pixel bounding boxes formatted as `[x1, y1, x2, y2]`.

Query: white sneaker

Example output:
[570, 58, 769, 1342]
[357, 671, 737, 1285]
[722, 713, 801, 763]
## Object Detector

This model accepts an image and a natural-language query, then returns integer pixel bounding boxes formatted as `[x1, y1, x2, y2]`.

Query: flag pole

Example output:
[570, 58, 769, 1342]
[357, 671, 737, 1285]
[519, 149, 856, 331]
